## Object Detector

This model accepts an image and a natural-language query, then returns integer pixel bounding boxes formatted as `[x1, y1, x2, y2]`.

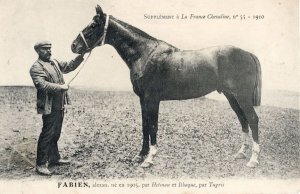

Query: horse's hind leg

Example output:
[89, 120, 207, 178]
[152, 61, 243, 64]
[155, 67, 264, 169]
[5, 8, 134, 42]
[224, 92, 250, 159]
[235, 94, 260, 168]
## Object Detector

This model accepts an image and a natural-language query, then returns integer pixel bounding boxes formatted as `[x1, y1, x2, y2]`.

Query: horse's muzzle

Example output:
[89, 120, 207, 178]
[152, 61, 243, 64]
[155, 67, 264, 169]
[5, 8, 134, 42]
[71, 43, 79, 54]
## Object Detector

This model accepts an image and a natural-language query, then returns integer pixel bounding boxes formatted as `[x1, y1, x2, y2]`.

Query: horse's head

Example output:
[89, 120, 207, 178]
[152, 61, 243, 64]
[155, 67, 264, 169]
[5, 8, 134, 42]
[71, 5, 109, 54]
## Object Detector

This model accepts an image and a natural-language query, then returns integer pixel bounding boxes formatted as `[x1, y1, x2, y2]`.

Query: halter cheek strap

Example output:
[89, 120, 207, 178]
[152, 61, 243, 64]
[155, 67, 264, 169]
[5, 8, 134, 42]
[80, 14, 110, 50]
[101, 14, 110, 45]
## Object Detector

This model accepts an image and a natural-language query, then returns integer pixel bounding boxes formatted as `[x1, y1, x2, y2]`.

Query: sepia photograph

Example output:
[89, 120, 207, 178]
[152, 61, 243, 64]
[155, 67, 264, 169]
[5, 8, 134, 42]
[0, 0, 299, 193]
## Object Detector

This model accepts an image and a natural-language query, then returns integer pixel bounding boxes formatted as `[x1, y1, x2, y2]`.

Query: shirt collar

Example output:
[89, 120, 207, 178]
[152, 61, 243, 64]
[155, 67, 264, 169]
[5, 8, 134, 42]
[37, 58, 52, 66]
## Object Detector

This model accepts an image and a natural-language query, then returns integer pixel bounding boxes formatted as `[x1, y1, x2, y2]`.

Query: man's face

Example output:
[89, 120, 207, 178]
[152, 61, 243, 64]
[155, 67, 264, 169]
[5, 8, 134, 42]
[37, 46, 51, 62]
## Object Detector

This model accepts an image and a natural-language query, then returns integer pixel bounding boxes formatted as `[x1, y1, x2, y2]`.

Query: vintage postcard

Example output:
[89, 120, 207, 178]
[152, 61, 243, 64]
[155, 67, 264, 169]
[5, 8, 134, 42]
[0, 0, 299, 193]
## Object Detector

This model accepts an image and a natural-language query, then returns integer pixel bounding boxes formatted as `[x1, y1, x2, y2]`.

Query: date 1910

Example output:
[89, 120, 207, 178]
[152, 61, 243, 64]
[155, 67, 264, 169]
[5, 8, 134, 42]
[233, 14, 265, 20]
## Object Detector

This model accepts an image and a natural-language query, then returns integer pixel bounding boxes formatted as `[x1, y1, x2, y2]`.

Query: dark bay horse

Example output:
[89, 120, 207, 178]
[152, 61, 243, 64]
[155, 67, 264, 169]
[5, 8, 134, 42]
[71, 5, 262, 168]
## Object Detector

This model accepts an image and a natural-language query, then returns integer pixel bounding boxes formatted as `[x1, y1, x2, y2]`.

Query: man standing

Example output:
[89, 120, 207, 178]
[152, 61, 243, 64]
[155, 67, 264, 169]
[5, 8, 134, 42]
[30, 41, 85, 175]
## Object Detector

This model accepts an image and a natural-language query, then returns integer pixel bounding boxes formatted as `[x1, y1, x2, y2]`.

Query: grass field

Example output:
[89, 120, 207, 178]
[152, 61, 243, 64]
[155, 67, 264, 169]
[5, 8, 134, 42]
[0, 86, 299, 180]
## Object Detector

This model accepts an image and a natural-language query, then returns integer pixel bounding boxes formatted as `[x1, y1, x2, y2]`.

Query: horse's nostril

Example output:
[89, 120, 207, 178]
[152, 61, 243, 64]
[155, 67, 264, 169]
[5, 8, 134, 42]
[71, 43, 76, 52]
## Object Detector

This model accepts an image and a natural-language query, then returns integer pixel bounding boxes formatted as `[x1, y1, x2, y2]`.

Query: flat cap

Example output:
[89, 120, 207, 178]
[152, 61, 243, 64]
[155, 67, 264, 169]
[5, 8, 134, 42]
[34, 41, 52, 50]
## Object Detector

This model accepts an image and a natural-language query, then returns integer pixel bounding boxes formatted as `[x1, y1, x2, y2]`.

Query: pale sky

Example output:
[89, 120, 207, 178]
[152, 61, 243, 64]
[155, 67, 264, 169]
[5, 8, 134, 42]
[0, 0, 299, 92]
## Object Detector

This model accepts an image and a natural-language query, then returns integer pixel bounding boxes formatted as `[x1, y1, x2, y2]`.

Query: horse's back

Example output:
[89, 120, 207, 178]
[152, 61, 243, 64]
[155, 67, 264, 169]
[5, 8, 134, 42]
[139, 44, 259, 100]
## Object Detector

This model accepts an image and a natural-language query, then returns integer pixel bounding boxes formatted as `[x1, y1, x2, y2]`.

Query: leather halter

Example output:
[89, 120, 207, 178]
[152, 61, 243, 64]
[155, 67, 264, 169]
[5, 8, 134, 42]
[80, 14, 110, 50]
[68, 15, 109, 86]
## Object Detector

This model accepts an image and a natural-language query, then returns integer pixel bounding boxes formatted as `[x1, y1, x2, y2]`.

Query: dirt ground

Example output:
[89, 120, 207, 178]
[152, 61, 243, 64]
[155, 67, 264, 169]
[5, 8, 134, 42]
[0, 86, 299, 180]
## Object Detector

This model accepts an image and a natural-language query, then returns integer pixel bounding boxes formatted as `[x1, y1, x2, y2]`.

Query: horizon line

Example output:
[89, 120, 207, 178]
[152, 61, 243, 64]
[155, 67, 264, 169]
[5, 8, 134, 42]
[0, 84, 299, 94]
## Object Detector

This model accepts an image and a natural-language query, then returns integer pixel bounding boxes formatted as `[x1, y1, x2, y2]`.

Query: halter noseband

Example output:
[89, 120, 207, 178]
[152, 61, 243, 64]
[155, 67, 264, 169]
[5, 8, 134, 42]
[80, 14, 110, 50]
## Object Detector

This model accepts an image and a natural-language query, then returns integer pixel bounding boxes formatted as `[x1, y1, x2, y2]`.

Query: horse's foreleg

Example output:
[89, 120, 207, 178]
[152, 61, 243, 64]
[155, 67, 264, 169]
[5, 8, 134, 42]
[142, 113, 158, 168]
[141, 145, 158, 168]
[133, 98, 150, 163]
[140, 98, 160, 168]
[141, 111, 159, 168]
[133, 98, 160, 167]
[132, 126, 149, 163]
[141, 99, 160, 168]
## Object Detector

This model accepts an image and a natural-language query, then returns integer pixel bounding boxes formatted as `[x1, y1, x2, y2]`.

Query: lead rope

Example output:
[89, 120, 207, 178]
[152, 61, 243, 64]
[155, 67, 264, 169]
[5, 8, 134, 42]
[67, 51, 92, 86]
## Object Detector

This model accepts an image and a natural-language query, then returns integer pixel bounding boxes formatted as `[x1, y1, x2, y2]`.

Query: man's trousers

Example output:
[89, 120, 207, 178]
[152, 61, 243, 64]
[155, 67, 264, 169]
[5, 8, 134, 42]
[36, 110, 64, 166]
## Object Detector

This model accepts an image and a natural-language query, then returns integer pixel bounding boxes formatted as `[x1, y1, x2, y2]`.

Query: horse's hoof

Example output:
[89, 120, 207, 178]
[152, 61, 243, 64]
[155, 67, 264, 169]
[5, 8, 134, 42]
[141, 161, 152, 168]
[246, 160, 259, 168]
[132, 155, 143, 163]
[234, 152, 246, 160]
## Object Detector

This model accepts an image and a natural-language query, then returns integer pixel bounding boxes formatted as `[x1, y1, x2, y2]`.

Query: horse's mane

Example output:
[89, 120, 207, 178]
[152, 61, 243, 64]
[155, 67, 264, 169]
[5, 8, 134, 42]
[109, 15, 179, 51]
[110, 16, 156, 41]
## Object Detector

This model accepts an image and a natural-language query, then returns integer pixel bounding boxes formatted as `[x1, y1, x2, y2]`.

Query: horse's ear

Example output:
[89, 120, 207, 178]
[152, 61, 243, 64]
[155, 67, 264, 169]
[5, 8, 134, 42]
[95, 5, 103, 15]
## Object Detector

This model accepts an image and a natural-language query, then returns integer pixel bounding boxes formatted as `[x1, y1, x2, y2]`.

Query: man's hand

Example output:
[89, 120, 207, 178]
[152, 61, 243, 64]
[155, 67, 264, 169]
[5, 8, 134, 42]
[60, 84, 69, 91]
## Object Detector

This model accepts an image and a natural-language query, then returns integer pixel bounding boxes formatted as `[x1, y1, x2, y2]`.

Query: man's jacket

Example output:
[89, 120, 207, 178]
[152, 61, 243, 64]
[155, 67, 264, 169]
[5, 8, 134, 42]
[30, 56, 83, 115]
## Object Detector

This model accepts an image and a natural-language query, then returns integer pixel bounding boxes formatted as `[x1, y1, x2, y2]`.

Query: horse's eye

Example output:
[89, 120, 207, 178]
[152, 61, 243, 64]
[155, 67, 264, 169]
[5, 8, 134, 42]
[91, 22, 96, 28]
[94, 16, 101, 23]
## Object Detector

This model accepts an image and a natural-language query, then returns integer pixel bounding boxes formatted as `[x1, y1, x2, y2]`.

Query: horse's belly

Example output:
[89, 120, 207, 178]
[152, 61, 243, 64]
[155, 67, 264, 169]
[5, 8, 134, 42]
[159, 68, 218, 100]
[160, 86, 216, 100]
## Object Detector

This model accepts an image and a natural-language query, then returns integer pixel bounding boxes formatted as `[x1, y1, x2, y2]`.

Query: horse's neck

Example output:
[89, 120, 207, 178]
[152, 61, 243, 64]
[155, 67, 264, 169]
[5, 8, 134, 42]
[106, 17, 159, 68]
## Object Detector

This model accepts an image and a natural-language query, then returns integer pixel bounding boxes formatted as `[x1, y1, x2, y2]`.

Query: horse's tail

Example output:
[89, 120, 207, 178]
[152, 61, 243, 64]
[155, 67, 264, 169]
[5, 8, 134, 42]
[251, 54, 262, 106]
